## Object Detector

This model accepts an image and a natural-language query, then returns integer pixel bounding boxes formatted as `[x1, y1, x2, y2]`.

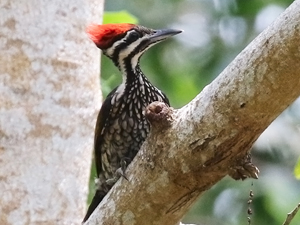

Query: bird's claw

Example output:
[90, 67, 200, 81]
[105, 157, 131, 185]
[119, 157, 131, 180]
[116, 167, 128, 180]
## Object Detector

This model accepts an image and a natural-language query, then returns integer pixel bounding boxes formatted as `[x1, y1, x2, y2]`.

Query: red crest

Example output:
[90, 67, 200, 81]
[87, 23, 135, 49]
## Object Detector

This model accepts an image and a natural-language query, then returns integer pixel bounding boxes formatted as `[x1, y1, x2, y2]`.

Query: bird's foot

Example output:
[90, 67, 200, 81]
[105, 157, 131, 185]
[118, 157, 131, 180]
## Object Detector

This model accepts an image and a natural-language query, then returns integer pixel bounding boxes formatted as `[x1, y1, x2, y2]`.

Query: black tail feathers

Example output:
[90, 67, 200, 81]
[82, 190, 106, 223]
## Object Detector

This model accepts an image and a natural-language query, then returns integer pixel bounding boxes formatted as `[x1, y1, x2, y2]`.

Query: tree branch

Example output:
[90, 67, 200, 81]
[85, 1, 300, 224]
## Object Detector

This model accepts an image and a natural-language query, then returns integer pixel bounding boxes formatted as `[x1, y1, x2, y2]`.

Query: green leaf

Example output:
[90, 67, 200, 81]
[103, 11, 138, 24]
[294, 157, 300, 179]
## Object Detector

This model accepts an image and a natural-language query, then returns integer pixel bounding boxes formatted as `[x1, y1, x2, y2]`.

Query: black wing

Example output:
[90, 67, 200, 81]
[82, 87, 118, 223]
[94, 86, 118, 176]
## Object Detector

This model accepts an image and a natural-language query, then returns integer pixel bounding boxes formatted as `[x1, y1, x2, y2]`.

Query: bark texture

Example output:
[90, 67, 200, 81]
[84, 1, 300, 225]
[0, 1, 103, 224]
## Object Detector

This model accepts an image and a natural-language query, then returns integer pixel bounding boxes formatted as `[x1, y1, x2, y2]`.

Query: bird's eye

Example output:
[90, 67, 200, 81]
[126, 31, 140, 42]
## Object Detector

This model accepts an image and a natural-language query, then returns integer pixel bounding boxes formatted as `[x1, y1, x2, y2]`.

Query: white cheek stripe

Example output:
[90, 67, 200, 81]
[106, 39, 122, 57]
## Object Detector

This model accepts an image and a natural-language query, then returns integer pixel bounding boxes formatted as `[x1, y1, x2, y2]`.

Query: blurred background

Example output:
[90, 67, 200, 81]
[90, 0, 300, 224]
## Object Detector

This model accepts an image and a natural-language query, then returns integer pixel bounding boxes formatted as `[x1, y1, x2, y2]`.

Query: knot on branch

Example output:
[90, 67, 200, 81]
[229, 154, 259, 180]
[144, 101, 173, 129]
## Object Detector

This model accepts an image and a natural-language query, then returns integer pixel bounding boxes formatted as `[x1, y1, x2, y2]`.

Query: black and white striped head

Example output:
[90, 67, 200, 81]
[87, 23, 182, 69]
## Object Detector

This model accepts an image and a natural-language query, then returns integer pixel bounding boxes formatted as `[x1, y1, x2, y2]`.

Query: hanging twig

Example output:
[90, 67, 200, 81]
[282, 203, 300, 225]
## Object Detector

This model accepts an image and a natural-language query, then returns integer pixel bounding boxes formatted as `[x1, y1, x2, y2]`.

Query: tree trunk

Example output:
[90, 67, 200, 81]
[0, 1, 103, 224]
[84, 1, 300, 224]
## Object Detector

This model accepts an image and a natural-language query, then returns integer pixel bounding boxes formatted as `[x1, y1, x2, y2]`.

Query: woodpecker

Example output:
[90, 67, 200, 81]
[83, 23, 182, 222]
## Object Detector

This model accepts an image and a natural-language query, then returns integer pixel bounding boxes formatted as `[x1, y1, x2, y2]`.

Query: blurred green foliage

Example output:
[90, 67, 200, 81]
[89, 0, 300, 224]
[103, 11, 138, 24]
[294, 158, 300, 180]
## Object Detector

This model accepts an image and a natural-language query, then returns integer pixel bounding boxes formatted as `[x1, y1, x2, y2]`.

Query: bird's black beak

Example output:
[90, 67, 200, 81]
[148, 28, 182, 44]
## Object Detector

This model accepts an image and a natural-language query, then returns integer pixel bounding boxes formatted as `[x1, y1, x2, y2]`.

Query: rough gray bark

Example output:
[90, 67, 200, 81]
[84, 1, 300, 225]
[0, 1, 103, 224]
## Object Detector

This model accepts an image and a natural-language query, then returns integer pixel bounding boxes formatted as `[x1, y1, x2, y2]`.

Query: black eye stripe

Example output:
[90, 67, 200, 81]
[111, 31, 143, 62]
[127, 39, 148, 58]
[112, 42, 127, 64]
